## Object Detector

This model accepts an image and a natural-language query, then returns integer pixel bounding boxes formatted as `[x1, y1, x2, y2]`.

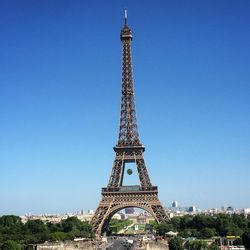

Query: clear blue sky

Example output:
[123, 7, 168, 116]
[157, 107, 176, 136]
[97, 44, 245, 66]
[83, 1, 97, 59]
[0, 0, 249, 215]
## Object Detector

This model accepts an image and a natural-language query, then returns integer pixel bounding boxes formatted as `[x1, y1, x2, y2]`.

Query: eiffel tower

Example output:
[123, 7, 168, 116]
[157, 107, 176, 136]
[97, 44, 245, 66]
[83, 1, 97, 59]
[91, 11, 169, 235]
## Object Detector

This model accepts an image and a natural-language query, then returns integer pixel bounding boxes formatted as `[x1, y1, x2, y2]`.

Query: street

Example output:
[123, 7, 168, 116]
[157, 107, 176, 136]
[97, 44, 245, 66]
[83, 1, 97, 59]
[97, 236, 142, 250]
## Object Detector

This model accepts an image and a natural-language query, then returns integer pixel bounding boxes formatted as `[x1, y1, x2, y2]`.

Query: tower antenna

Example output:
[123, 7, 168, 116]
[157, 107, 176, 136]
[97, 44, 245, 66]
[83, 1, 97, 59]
[124, 9, 128, 25]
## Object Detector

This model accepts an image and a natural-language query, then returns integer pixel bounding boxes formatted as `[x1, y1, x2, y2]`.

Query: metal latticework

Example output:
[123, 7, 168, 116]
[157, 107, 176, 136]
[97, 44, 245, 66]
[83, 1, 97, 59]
[91, 14, 169, 235]
[118, 24, 140, 146]
[91, 189, 170, 235]
[107, 147, 152, 188]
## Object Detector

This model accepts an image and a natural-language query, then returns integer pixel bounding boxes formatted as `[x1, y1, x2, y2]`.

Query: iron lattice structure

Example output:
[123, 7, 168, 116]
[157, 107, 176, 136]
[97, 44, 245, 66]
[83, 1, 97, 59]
[91, 14, 169, 235]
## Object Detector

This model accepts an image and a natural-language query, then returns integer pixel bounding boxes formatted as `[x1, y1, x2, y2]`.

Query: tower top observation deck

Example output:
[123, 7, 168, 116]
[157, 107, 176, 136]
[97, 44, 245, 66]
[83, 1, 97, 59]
[121, 9, 133, 40]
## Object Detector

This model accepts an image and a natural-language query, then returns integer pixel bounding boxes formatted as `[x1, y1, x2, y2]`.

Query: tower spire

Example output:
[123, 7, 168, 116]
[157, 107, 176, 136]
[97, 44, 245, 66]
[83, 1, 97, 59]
[124, 9, 128, 26]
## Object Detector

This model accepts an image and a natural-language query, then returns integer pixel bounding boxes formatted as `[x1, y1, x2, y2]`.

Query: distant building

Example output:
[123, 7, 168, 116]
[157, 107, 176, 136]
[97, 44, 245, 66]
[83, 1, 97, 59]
[118, 212, 125, 219]
[172, 201, 178, 208]
[226, 206, 234, 213]
[137, 214, 146, 224]
[221, 205, 228, 211]
[188, 206, 197, 213]
[243, 208, 250, 215]
[112, 213, 122, 220]
[88, 209, 94, 214]
[125, 207, 135, 214]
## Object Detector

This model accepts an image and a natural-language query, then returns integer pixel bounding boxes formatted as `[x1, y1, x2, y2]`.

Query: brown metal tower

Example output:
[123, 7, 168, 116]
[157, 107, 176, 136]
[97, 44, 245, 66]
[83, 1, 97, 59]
[91, 11, 169, 235]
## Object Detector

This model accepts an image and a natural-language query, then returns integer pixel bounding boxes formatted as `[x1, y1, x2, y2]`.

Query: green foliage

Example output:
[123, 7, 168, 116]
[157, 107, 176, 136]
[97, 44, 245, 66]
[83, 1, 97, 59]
[0, 213, 249, 248]
[180, 216, 193, 230]
[200, 228, 216, 239]
[226, 225, 244, 236]
[50, 232, 67, 241]
[171, 217, 181, 230]
[192, 215, 214, 230]
[189, 240, 208, 250]
[62, 217, 82, 232]
[149, 220, 158, 231]
[24, 220, 48, 234]
[188, 240, 219, 250]
[0, 215, 94, 248]
[23, 219, 50, 243]
[232, 214, 248, 230]
[216, 214, 231, 236]
[108, 219, 133, 234]
[0, 216, 23, 242]
[168, 236, 184, 250]
[47, 222, 63, 233]
[179, 228, 192, 238]
[155, 214, 250, 239]
[157, 223, 175, 236]
[60, 217, 93, 238]
[1, 240, 21, 250]
[0, 216, 22, 229]
[242, 230, 250, 249]
[208, 243, 220, 250]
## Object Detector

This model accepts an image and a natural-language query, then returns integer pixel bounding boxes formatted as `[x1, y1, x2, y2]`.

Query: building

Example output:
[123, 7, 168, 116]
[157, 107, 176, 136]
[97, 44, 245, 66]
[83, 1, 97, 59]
[172, 201, 178, 208]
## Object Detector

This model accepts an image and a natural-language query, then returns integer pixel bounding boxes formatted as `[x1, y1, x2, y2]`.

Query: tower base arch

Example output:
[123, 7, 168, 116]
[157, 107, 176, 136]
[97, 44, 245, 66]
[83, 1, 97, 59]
[91, 189, 169, 235]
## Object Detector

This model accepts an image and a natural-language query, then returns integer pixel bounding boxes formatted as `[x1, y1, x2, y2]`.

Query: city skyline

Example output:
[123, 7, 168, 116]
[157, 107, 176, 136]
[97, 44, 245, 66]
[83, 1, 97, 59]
[0, 0, 249, 215]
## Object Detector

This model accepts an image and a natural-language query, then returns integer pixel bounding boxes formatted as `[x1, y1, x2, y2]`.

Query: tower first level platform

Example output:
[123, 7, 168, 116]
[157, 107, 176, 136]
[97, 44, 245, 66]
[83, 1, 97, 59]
[92, 187, 169, 235]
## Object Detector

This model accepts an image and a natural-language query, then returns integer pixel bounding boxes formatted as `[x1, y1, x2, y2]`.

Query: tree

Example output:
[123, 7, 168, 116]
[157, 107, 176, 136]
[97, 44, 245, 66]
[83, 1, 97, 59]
[226, 225, 243, 236]
[171, 217, 181, 231]
[24, 220, 48, 234]
[0, 216, 23, 239]
[180, 216, 193, 230]
[232, 214, 248, 230]
[215, 214, 231, 236]
[47, 222, 63, 233]
[149, 220, 158, 231]
[200, 228, 216, 239]
[80, 222, 93, 238]
[1, 240, 21, 250]
[61, 217, 82, 233]
[242, 231, 250, 250]
[189, 240, 208, 250]
[157, 223, 175, 236]
[208, 243, 219, 250]
[192, 215, 215, 231]
[179, 229, 192, 238]
[49, 232, 69, 241]
[0, 215, 94, 246]
[168, 236, 184, 250]
[23, 220, 49, 243]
